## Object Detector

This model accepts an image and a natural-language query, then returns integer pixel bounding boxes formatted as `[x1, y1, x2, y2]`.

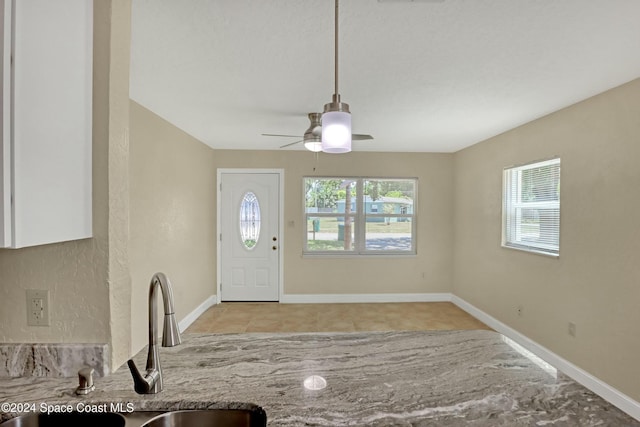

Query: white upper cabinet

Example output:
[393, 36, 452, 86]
[1, 0, 93, 248]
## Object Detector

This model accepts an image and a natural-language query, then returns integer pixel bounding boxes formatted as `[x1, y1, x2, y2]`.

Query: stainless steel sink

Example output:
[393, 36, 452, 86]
[0, 412, 126, 427]
[1, 409, 267, 427]
[137, 409, 267, 427]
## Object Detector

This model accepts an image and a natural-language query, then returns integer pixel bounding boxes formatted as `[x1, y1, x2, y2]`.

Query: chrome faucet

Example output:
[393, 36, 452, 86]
[127, 272, 182, 394]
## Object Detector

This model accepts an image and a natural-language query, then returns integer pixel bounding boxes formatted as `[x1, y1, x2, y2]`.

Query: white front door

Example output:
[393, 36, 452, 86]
[219, 172, 280, 301]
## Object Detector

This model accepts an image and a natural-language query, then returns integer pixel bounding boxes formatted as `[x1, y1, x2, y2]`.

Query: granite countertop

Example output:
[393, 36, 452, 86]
[1, 330, 638, 426]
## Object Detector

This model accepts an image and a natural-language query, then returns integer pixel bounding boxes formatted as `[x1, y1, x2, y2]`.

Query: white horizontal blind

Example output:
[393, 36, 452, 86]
[503, 158, 560, 256]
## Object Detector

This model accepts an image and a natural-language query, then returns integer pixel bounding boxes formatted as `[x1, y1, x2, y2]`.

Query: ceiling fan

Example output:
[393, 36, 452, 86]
[262, 0, 375, 153]
[262, 113, 373, 152]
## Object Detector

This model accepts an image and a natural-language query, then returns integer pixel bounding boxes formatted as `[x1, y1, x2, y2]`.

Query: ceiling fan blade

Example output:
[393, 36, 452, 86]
[262, 133, 302, 138]
[279, 139, 303, 148]
[352, 134, 374, 140]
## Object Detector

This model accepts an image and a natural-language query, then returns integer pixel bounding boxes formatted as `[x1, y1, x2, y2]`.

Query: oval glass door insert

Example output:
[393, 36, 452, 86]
[239, 191, 261, 249]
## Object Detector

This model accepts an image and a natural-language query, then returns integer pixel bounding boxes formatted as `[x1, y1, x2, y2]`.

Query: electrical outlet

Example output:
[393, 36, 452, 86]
[568, 322, 576, 337]
[517, 305, 523, 317]
[26, 289, 50, 326]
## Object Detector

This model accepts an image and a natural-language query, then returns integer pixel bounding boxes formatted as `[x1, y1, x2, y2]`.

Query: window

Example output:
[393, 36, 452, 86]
[239, 191, 261, 249]
[304, 177, 416, 255]
[502, 158, 560, 256]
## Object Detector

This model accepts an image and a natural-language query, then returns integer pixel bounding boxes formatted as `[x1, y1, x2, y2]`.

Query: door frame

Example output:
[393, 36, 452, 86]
[216, 168, 285, 303]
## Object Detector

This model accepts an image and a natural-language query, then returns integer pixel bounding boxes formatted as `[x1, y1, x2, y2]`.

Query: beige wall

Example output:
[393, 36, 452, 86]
[129, 101, 217, 354]
[103, 0, 133, 372]
[452, 78, 640, 400]
[214, 150, 454, 295]
[0, 0, 132, 370]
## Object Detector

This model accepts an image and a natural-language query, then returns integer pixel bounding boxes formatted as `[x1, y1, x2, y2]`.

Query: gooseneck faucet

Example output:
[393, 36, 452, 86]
[127, 273, 182, 394]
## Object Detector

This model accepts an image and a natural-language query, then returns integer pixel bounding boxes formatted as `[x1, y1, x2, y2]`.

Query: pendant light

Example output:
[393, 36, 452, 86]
[321, 0, 352, 154]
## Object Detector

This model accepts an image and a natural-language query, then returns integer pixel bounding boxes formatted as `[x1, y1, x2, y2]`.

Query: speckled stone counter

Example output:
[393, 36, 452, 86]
[1, 330, 638, 426]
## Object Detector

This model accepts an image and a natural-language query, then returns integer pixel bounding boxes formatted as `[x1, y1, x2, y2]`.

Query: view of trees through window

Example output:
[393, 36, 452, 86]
[304, 178, 416, 254]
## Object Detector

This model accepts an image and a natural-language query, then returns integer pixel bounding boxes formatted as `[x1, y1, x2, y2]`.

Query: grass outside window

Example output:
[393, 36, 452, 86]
[304, 177, 417, 255]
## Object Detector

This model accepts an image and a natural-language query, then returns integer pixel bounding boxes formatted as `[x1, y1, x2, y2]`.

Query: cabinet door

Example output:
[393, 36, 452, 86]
[5, 0, 93, 248]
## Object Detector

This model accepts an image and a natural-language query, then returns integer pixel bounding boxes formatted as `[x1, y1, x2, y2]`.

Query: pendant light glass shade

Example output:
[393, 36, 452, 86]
[321, 110, 351, 153]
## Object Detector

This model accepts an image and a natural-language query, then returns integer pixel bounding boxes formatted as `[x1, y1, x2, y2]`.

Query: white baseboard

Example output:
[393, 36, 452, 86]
[451, 295, 640, 422]
[178, 294, 217, 332]
[280, 293, 452, 304]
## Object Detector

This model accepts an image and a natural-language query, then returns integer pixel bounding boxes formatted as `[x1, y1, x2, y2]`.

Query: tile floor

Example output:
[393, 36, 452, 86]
[186, 302, 491, 333]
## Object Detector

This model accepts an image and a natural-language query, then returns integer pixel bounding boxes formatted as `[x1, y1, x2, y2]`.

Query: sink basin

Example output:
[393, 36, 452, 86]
[0, 412, 126, 427]
[1, 408, 266, 427]
[139, 409, 267, 427]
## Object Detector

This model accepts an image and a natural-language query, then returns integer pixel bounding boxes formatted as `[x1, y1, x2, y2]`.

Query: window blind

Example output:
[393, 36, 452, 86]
[503, 158, 561, 256]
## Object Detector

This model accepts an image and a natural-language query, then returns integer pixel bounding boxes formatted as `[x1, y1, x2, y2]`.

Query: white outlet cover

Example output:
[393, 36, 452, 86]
[26, 289, 50, 326]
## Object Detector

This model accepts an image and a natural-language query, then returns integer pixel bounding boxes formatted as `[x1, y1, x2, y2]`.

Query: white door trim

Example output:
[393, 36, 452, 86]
[216, 168, 284, 303]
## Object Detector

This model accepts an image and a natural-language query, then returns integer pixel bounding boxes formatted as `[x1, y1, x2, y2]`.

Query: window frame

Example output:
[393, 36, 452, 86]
[502, 157, 561, 257]
[303, 177, 418, 256]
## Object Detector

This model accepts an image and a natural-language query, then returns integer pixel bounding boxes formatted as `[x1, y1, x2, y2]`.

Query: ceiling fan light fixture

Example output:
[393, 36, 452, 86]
[321, 107, 351, 153]
[303, 113, 323, 152]
[321, 0, 352, 154]
[304, 139, 323, 152]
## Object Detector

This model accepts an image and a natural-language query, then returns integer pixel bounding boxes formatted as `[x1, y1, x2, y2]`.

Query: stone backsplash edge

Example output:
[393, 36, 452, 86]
[0, 343, 109, 377]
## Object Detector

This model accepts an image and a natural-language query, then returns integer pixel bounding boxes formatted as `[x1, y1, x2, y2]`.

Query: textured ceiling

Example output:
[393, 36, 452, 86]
[130, 0, 640, 152]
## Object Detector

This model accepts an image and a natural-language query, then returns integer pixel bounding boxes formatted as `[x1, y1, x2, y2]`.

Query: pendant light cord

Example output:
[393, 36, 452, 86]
[334, 0, 339, 101]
